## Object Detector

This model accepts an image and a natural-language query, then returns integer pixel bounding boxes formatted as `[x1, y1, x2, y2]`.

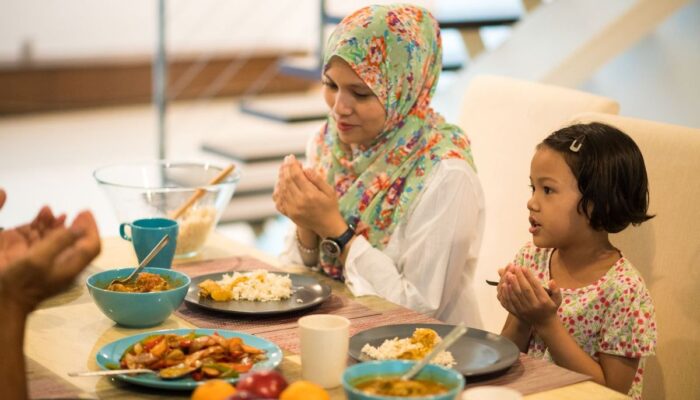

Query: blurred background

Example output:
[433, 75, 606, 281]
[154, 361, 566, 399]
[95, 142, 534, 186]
[1, 0, 698, 255]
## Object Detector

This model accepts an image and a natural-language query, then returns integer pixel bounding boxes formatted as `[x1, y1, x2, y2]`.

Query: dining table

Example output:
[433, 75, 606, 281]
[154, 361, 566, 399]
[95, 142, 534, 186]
[24, 232, 630, 399]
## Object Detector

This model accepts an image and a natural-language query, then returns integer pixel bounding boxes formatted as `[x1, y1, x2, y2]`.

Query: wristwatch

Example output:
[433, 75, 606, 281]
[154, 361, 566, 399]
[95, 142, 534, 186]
[320, 224, 356, 257]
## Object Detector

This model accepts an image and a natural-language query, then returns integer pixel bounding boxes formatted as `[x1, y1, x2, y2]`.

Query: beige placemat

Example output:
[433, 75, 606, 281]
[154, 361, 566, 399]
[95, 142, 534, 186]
[464, 353, 591, 395]
[27, 358, 87, 399]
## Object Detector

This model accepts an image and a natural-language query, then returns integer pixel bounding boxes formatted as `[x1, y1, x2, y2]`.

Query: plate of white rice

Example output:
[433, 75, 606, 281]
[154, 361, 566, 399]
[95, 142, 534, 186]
[185, 270, 331, 315]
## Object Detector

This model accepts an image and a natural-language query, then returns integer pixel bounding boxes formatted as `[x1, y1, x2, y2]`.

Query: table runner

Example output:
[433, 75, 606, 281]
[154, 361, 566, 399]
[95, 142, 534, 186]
[173, 255, 281, 277]
[464, 353, 590, 395]
[172, 256, 590, 396]
[173, 256, 382, 335]
[176, 292, 381, 335]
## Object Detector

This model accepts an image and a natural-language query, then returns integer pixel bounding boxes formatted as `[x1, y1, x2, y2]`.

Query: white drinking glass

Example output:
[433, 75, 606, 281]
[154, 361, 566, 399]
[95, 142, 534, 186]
[298, 314, 351, 388]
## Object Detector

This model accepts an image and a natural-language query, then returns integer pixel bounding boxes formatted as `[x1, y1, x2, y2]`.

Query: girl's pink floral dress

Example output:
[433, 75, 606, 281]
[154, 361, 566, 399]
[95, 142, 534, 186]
[512, 242, 657, 399]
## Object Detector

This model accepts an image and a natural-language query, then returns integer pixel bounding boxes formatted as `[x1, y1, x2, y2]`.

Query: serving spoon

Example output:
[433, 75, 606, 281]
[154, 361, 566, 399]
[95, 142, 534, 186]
[400, 323, 467, 381]
[108, 234, 169, 287]
[69, 365, 195, 380]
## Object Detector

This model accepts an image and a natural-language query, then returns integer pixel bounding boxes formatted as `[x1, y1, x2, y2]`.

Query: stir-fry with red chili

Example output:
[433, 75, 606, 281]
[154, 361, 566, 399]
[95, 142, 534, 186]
[120, 332, 266, 380]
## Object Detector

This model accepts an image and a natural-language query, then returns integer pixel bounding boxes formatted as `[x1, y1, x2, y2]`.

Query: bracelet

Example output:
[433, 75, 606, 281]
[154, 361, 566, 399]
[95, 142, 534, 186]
[295, 230, 319, 255]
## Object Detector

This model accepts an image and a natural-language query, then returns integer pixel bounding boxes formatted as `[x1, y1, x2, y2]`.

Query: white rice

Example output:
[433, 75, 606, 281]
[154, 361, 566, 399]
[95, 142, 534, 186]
[360, 336, 457, 368]
[214, 270, 293, 302]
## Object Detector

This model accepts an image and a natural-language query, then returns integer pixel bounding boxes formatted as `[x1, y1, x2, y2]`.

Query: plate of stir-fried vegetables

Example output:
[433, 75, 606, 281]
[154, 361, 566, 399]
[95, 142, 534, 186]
[96, 328, 283, 389]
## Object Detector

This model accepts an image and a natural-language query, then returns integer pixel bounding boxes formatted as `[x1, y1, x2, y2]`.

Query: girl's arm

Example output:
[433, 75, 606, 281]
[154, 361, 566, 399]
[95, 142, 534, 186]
[534, 315, 638, 392]
[505, 266, 639, 393]
[500, 313, 532, 353]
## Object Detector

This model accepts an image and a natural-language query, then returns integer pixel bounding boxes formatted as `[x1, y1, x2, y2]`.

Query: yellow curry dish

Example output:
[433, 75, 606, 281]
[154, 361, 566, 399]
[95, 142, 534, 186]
[354, 376, 449, 397]
[106, 272, 172, 293]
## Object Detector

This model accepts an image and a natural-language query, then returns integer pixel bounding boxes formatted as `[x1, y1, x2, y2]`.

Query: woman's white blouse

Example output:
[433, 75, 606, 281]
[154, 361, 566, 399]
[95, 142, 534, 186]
[279, 158, 484, 327]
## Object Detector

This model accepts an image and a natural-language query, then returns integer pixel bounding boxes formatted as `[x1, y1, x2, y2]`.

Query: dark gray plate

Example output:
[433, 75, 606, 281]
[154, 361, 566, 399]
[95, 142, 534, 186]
[349, 323, 519, 377]
[185, 271, 331, 315]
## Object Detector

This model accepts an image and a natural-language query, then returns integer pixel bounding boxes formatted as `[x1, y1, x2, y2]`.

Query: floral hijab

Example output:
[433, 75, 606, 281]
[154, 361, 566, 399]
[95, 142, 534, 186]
[311, 4, 475, 278]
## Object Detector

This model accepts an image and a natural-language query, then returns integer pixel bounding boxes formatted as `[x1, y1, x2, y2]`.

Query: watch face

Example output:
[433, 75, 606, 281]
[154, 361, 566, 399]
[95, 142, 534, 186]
[320, 239, 341, 256]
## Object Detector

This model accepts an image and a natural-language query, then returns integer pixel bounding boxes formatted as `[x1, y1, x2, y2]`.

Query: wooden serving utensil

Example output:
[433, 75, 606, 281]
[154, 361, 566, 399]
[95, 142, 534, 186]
[170, 164, 235, 220]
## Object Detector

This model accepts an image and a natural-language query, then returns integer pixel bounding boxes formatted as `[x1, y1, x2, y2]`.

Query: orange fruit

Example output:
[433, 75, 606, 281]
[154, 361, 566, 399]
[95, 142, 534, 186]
[279, 380, 330, 400]
[191, 379, 236, 400]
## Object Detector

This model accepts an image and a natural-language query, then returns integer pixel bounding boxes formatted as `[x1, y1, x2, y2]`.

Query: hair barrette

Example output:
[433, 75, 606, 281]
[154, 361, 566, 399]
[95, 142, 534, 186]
[569, 138, 583, 152]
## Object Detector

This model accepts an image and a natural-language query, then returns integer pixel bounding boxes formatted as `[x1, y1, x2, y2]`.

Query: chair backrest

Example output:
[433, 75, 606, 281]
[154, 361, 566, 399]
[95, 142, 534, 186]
[572, 112, 700, 400]
[458, 75, 619, 332]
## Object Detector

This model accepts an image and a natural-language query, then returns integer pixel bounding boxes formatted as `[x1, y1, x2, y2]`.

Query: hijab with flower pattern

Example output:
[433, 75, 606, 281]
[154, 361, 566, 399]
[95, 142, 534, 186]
[311, 4, 476, 279]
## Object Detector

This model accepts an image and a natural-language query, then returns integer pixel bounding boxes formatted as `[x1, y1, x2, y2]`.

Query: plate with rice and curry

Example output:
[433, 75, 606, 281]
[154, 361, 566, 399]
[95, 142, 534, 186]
[349, 324, 520, 377]
[185, 269, 331, 315]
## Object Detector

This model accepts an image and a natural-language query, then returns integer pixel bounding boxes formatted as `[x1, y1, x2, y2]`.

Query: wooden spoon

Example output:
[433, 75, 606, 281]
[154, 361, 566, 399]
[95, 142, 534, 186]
[170, 164, 235, 220]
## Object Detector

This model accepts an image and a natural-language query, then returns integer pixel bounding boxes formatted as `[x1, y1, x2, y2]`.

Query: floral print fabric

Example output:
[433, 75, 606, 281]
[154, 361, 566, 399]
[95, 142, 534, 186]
[512, 242, 657, 400]
[311, 4, 475, 279]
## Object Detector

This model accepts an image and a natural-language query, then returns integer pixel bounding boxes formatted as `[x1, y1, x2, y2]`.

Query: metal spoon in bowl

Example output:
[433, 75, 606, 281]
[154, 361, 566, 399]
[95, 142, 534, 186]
[108, 235, 170, 287]
[400, 323, 467, 382]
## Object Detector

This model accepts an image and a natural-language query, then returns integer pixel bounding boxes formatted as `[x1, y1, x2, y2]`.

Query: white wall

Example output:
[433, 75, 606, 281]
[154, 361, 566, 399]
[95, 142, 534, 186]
[0, 0, 318, 62]
[580, 0, 700, 128]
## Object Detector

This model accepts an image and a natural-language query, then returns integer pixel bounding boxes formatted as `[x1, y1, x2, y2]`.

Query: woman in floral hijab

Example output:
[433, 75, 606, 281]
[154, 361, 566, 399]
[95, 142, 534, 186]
[275, 4, 484, 326]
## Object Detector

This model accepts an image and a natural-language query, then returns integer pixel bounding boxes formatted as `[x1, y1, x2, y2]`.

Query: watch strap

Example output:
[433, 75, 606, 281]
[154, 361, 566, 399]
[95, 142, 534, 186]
[332, 224, 356, 253]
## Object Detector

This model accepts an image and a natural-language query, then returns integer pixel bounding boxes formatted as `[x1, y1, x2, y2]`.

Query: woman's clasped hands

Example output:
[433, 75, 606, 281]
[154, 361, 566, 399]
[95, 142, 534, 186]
[496, 264, 562, 330]
[273, 155, 347, 239]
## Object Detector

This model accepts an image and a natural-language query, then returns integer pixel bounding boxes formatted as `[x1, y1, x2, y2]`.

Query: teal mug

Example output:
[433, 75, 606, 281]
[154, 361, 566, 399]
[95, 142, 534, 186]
[119, 218, 178, 269]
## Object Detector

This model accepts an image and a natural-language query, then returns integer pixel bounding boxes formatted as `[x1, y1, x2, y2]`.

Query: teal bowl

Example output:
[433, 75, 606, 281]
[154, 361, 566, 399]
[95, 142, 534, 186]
[86, 267, 191, 328]
[343, 360, 465, 400]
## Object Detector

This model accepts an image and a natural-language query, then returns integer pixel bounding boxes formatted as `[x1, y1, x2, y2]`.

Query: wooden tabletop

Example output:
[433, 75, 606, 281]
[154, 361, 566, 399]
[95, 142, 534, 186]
[24, 233, 629, 399]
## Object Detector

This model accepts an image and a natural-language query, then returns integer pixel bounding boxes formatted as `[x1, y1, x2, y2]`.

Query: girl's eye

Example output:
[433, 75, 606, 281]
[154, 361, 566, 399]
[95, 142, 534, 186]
[353, 92, 372, 99]
[528, 184, 535, 193]
[543, 186, 553, 194]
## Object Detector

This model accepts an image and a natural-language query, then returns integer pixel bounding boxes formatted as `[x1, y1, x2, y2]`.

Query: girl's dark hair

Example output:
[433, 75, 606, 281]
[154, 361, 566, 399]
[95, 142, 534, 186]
[539, 122, 654, 233]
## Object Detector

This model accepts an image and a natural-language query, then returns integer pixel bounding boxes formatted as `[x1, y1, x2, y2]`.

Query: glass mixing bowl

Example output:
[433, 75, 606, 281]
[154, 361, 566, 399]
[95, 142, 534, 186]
[94, 161, 239, 258]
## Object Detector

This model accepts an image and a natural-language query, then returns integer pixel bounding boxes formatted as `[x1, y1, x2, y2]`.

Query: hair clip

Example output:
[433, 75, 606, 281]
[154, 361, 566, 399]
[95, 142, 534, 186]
[569, 138, 583, 152]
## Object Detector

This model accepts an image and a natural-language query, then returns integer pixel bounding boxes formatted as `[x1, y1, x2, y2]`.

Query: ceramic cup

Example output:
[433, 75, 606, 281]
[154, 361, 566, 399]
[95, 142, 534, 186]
[119, 218, 178, 269]
[462, 386, 523, 400]
[298, 314, 350, 389]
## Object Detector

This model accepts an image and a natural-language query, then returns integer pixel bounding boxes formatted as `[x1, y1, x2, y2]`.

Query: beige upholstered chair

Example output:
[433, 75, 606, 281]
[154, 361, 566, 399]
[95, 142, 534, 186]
[458, 75, 620, 332]
[572, 112, 700, 400]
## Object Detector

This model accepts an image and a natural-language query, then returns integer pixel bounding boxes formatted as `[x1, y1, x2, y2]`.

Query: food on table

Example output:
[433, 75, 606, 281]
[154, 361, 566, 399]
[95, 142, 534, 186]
[353, 376, 448, 396]
[176, 206, 217, 255]
[106, 272, 171, 292]
[360, 328, 456, 368]
[235, 370, 288, 398]
[120, 331, 266, 380]
[198, 270, 293, 302]
[191, 379, 237, 400]
[279, 380, 330, 400]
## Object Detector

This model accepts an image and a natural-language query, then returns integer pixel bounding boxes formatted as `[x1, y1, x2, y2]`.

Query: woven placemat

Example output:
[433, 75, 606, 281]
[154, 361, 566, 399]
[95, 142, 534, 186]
[464, 353, 590, 395]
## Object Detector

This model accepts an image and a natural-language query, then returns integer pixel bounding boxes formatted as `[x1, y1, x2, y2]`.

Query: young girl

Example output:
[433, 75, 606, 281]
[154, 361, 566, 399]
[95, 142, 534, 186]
[497, 122, 657, 399]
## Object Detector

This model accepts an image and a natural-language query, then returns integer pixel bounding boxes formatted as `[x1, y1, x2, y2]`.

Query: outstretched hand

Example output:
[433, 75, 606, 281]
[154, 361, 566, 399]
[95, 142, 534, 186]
[497, 264, 562, 328]
[272, 155, 347, 237]
[0, 206, 67, 271]
[0, 199, 101, 314]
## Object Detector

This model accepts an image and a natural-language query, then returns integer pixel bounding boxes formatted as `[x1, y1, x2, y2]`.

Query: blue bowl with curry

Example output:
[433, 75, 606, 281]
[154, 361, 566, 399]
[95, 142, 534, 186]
[343, 360, 464, 400]
[87, 268, 190, 328]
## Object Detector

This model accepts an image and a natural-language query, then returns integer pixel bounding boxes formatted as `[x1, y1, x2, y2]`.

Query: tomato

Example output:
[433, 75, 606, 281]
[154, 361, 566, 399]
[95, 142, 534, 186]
[235, 370, 288, 398]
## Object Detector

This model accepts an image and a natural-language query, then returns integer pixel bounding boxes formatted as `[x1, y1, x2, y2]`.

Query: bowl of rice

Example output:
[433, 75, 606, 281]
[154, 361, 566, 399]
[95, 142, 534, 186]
[94, 161, 239, 258]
